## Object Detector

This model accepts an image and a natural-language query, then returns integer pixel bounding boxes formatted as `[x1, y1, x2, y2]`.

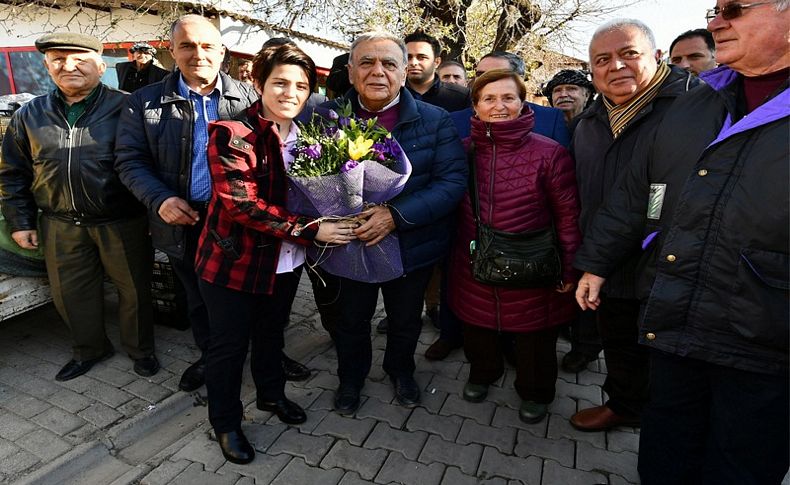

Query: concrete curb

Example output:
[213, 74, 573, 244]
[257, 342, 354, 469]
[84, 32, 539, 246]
[107, 391, 195, 450]
[13, 441, 108, 485]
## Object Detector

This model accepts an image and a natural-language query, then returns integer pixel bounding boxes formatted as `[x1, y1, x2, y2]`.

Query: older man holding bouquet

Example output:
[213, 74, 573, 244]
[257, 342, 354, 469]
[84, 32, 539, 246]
[320, 31, 467, 414]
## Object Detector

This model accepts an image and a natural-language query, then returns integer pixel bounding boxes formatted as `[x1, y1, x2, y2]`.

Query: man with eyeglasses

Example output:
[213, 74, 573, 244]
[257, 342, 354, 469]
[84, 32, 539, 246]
[575, 2, 789, 482]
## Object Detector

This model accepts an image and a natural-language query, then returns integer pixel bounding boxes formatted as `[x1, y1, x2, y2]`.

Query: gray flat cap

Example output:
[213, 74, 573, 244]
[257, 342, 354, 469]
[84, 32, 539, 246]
[35, 33, 103, 54]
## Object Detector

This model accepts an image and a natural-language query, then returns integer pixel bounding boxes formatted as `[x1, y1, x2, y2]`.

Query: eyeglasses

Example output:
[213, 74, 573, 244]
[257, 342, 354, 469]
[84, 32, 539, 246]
[705, 1, 774, 22]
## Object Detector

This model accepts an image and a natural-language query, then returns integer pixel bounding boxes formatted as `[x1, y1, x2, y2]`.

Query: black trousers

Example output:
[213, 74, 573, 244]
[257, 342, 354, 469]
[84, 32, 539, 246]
[597, 296, 648, 416]
[569, 309, 602, 358]
[333, 266, 433, 389]
[436, 258, 464, 345]
[168, 217, 210, 354]
[198, 270, 301, 432]
[639, 350, 789, 485]
[306, 263, 342, 339]
[463, 323, 560, 403]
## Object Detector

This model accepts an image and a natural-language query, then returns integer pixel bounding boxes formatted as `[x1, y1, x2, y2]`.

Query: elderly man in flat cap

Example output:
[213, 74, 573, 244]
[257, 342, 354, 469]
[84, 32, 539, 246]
[116, 42, 169, 93]
[0, 32, 158, 381]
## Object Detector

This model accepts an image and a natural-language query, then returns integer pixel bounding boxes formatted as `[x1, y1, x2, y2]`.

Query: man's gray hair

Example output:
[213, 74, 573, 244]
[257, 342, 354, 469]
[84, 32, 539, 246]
[591, 18, 657, 52]
[480, 51, 526, 77]
[348, 31, 407, 66]
[170, 14, 218, 42]
[776, 0, 789, 10]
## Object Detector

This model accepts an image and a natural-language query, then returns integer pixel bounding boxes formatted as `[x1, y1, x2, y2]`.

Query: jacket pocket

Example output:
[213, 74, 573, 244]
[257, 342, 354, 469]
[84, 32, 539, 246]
[728, 248, 789, 347]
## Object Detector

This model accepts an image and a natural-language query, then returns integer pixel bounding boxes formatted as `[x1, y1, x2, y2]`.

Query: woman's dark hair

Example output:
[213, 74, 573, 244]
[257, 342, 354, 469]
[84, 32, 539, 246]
[471, 69, 526, 105]
[251, 43, 317, 93]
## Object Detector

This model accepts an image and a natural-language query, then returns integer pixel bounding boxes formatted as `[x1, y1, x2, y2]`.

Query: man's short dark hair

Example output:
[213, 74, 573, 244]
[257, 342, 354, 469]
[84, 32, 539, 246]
[669, 29, 715, 56]
[439, 60, 465, 71]
[479, 51, 526, 77]
[262, 37, 296, 49]
[404, 31, 442, 58]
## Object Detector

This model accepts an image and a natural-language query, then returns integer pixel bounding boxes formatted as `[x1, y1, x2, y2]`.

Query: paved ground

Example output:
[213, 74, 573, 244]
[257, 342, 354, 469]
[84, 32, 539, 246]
[0, 274, 642, 485]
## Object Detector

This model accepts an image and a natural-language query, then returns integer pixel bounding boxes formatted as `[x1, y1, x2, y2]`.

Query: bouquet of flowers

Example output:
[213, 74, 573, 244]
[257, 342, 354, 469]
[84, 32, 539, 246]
[286, 101, 412, 283]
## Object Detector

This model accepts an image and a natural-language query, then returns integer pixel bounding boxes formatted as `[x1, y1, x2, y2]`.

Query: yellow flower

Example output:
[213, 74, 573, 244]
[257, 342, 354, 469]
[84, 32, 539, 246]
[348, 135, 374, 160]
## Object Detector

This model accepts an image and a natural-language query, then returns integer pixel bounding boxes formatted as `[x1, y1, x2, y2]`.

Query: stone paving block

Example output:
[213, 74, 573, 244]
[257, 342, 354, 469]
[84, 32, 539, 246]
[25, 361, 62, 381]
[339, 471, 375, 485]
[140, 459, 193, 485]
[419, 387, 449, 414]
[219, 452, 290, 483]
[557, 364, 579, 385]
[306, 354, 338, 373]
[0, 383, 17, 404]
[477, 446, 541, 484]
[607, 429, 640, 454]
[609, 473, 638, 485]
[30, 405, 86, 436]
[321, 440, 388, 480]
[547, 413, 606, 449]
[160, 375, 183, 393]
[414, 355, 464, 380]
[16, 427, 71, 461]
[63, 423, 99, 446]
[171, 430, 228, 472]
[576, 440, 639, 483]
[124, 378, 171, 404]
[375, 449, 444, 485]
[542, 458, 607, 485]
[170, 462, 239, 485]
[513, 429, 574, 467]
[90, 363, 138, 387]
[307, 370, 341, 391]
[440, 394, 496, 426]
[361, 380, 395, 404]
[309, 389, 338, 412]
[234, 476, 254, 485]
[0, 438, 19, 461]
[312, 413, 376, 446]
[283, 383, 322, 410]
[356, 397, 411, 429]
[547, 396, 577, 420]
[48, 387, 93, 413]
[11, 373, 62, 400]
[279, 407, 328, 434]
[274, 456, 344, 485]
[457, 418, 516, 454]
[577, 370, 606, 387]
[440, 466, 508, 485]
[2, 393, 50, 418]
[78, 401, 124, 428]
[427, 374, 464, 395]
[363, 421, 428, 461]
[268, 427, 334, 465]
[82, 379, 135, 407]
[485, 385, 522, 410]
[418, 434, 482, 475]
[555, 379, 603, 405]
[243, 420, 287, 452]
[0, 448, 39, 476]
[405, 407, 463, 442]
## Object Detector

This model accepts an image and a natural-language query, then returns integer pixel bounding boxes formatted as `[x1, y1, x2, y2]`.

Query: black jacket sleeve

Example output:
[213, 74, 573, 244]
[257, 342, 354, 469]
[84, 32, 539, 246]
[0, 111, 38, 232]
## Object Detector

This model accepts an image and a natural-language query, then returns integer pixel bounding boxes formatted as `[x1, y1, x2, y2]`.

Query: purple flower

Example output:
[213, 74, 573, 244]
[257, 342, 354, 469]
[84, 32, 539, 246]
[289, 146, 299, 157]
[327, 109, 339, 120]
[340, 159, 359, 173]
[338, 117, 351, 128]
[324, 126, 338, 137]
[383, 137, 402, 158]
[305, 144, 322, 159]
[371, 142, 387, 161]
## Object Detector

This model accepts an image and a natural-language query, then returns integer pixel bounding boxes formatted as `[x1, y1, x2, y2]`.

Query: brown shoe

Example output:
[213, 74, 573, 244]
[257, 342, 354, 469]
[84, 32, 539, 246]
[425, 338, 462, 361]
[570, 405, 640, 431]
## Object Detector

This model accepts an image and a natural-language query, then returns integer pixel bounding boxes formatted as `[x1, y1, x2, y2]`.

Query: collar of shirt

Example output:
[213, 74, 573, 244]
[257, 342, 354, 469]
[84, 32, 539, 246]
[56, 85, 101, 127]
[358, 93, 400, 113]
[177, 72, 223, 100]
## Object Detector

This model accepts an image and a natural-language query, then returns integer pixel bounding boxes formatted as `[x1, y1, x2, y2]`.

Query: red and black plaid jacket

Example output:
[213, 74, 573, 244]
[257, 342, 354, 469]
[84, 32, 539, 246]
[195, 102, 318, 294]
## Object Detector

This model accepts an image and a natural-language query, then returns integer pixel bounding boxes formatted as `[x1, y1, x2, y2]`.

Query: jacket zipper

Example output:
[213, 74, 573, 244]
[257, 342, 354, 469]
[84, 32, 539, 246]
[485, 123, 502, 332]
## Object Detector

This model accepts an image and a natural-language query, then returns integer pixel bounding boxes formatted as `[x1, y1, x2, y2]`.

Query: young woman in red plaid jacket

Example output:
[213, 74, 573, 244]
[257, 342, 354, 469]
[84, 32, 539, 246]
[194, 43, 355, 465]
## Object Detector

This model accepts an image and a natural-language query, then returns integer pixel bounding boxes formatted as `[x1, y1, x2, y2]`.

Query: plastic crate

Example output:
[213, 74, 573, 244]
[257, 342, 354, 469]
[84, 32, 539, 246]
[151, 252, 190, 330]
[152, 260, 178, 292]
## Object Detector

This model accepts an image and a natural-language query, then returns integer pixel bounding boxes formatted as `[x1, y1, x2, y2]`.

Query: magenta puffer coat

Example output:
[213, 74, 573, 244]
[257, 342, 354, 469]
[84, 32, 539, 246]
[447, 107, 581, 333]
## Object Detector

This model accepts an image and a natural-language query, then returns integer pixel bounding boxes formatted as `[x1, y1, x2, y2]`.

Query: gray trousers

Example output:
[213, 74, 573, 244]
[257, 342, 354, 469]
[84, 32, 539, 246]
[41, 215, 154, 361]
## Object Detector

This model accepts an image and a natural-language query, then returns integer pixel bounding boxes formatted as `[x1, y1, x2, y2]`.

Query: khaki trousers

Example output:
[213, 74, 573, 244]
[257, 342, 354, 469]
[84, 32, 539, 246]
[41, 215, 154, 361]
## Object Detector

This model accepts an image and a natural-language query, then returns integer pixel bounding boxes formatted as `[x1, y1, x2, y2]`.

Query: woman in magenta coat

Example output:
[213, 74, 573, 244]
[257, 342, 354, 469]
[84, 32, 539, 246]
[447, 69, 581, 424]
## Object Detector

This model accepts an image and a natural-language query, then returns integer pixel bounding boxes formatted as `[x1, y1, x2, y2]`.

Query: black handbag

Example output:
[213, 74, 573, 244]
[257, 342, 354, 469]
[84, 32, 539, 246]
[467, 144, 562, 288]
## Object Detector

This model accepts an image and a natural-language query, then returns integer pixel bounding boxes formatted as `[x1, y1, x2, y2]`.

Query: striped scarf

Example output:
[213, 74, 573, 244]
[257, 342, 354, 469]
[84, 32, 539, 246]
[604, 62, 670, 138]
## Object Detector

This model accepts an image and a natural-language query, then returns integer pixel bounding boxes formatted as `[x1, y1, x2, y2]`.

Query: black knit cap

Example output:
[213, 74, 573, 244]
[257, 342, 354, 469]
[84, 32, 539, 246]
[542, 69, 593, 106]
[129, 42, 156, 55]
[35, 33, 103, 54]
